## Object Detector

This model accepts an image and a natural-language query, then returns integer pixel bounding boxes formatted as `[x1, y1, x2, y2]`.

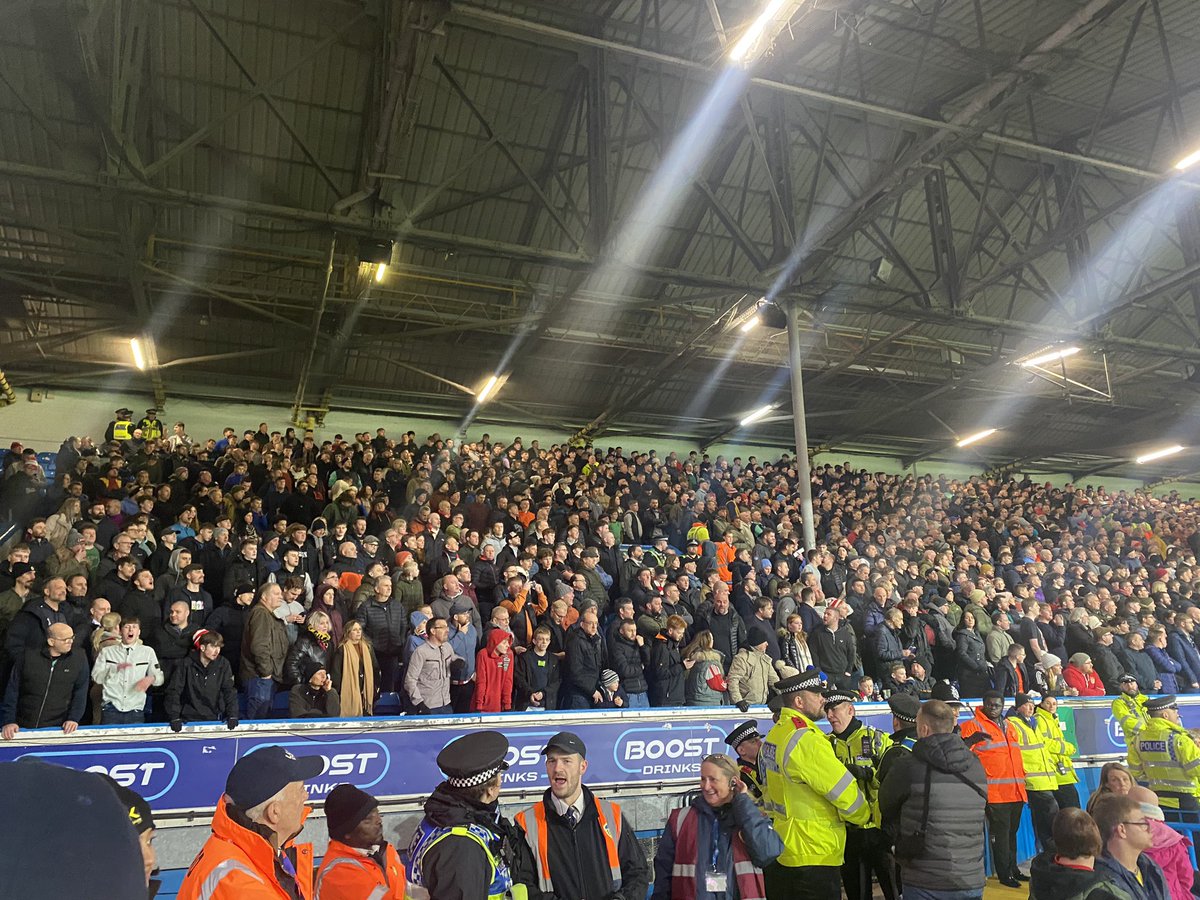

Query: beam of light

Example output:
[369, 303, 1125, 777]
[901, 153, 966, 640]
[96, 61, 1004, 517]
[956, 428, 997, 448]
[1136, 444, 1184, 464]
[130, 337, 146, 370]
[739, 404, 775, 427]
[739, 315, 761, 333]
[374, 262, 387, 283]
[729, 0, 805, 64]
[1020, 345, 1080, 368]
[1175, 147, 1200, 171]
[476, 374, 501, 404]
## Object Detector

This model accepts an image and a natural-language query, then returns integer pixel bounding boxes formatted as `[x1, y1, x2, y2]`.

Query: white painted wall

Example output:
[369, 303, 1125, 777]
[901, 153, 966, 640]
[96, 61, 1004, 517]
[3, 387, 1195, 497]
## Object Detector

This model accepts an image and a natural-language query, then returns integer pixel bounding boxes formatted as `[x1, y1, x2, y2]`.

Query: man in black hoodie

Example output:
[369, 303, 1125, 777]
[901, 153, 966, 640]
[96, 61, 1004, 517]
[878, 699, 989, 899]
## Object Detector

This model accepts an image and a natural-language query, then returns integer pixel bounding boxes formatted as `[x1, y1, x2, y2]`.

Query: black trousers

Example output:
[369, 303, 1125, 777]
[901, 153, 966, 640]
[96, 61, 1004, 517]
[764, 862, 842, 900]
[985, 801, 1024, 881]
[450, 681, 475, 713]
[377, 653, 400, 694]
[841, 827, 897, 900]
[1053, 783, 1081, 811]
[1027, 790, 1059, 852]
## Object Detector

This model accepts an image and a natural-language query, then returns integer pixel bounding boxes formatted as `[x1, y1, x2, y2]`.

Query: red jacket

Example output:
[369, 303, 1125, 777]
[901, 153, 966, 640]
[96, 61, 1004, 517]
[1063, 663, 1104, 696]
[473, 629, 514, 712]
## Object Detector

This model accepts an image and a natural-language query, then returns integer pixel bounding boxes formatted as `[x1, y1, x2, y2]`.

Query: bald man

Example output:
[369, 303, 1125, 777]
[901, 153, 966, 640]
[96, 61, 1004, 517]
[2, 622, 89, 739]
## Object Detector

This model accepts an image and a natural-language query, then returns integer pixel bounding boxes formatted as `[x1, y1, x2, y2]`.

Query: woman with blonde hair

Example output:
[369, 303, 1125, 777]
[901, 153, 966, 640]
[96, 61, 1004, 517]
[331, 619, 380, 717]
[653, 754, 782, 899]
[683, 630, 727, 707]
[44, 497, 81, 549]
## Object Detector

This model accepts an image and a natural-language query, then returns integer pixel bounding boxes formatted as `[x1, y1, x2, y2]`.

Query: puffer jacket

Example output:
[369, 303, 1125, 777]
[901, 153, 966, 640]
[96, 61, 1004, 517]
[607, 631, 648, 694]
[355, 597, 407, 656]
[283, 629, 333, 687]
[726, 647, 778, 705]
[684, 648, 726, 706]
[878, 731, 989, 891]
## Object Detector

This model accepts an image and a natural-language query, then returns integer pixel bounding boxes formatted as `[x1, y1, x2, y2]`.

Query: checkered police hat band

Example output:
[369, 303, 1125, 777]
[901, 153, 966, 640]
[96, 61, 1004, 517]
[447, 764, 503, 788]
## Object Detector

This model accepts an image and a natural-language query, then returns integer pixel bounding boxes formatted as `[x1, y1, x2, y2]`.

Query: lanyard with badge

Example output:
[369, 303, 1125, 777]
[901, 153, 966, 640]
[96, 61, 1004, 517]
[704, 816, 726, 894]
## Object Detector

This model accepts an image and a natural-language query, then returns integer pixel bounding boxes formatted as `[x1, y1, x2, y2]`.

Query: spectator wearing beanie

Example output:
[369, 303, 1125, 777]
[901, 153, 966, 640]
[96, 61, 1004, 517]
[596, 668, 628, 709]
[317, 784, 406, 899]
[288, 658, 341, 718]
[1063, 653, 1105, 696]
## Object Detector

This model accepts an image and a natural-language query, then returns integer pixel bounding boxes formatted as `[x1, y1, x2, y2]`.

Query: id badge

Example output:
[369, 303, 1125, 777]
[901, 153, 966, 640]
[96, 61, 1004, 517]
[704, 872, 727, 894]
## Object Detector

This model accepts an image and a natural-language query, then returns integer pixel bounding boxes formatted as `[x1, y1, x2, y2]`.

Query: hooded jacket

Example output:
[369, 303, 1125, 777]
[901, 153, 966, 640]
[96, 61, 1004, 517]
[1028, 851, 1130, 900]
[473, 628, 514, 712]
[648, 630, 685, 707]
[877, 731, 989, 891]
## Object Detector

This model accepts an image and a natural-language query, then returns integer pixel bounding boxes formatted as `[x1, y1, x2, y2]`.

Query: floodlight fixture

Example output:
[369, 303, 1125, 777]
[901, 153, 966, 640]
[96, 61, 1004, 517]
[1136, 445, 1184, 464]
[375, 262, 387, 283]
[1020, 345, 1080, 368]
[740, 315, 761, 333]
[130, 337, 146, 371]
[728, 0, 806, 64]
[739, 404, 775, 427]
[477, 374, 501, 404]
[956, 428, 997, 449]
[1175, 147, 1200, 172]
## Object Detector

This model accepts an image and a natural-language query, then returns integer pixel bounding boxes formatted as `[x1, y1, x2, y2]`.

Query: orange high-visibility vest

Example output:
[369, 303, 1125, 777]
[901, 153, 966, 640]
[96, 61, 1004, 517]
[960, 708, 1028, 804]
[515, 798, 622, 894]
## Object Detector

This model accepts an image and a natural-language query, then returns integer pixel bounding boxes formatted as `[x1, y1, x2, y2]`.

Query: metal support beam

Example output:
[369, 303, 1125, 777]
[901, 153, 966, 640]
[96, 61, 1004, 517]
[785, 301, 815, 551]
[924, 167, 960, 308]
[290, 236, 337, 423]
[584, 47, 611, 254]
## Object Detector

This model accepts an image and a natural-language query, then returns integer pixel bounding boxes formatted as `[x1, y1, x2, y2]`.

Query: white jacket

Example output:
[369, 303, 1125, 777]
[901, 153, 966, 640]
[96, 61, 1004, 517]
[92, 641, 164, 712]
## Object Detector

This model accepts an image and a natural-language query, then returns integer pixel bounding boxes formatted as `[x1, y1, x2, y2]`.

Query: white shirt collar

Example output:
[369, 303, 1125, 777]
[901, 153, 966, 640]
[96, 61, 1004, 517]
[549, 791, 585, 820]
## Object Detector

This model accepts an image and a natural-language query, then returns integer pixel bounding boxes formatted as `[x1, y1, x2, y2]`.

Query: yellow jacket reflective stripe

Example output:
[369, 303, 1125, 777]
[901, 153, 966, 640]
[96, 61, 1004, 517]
[1128, 717, 1200, 807]
[1111, 693, 1149, 744]
[828, 721, 892, 828]
[762, 707, 869, 868]
[1034, 707, 1077, 785]
[1007, 715, 1058, 792]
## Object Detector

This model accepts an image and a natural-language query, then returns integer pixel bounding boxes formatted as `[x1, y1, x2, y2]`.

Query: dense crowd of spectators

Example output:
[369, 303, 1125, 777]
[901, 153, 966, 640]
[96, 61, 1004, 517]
[1, 406, 1200, 733]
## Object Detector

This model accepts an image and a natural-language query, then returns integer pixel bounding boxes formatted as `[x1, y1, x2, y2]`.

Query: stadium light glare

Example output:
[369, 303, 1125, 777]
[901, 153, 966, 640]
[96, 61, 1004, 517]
[739, 405, 774, 427]
[956, 428, 997, 449]
[740, 315, 761, 333]
[1020, 346, 1080, 368]
[728, 0, 805, 64]
[374, 262, 387, 283]
[477, 374, 501, 404]
[130, 337, 146, 371]
[1136, 445, 1184, 464]
[1175, 147, 1200, 172]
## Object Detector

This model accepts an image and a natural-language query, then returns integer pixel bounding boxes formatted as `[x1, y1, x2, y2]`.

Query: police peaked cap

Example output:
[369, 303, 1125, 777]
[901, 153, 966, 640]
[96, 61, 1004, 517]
[822, 691, 857, 710]
[776, 671, 827, 695]
[1146, 694, 1179, 712]
[437, 731, 510, 787]
[887, 693, 920, 724]
[725, 720, 764, 749]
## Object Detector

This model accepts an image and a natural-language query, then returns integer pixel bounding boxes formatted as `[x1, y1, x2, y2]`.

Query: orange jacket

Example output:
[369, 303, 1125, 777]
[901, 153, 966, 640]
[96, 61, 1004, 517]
[716, 541, 737, 586]
[178, 796, 314, 900]
[959, 707, 1028, 804]
[314, 840, 406, 899]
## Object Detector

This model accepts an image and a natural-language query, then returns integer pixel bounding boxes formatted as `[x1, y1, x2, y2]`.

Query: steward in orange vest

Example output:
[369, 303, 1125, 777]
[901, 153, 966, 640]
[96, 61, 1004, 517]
[514, 731, 650, 900]
[315, 784, 406, 899]
[957, 690, 1027, 888]
[178, 747, 322, 900]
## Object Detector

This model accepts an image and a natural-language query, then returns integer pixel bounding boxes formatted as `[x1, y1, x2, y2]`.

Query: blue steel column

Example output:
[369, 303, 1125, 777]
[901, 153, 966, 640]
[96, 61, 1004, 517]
[786, 301, 816, 551]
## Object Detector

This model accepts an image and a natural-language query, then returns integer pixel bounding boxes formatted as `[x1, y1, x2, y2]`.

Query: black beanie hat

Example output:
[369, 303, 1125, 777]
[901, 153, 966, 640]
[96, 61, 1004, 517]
[325, 784, 378, 841]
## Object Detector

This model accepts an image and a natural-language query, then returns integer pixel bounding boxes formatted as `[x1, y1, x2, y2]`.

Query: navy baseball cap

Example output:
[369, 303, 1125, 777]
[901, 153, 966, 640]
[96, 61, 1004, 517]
[226, 746, 323, 810]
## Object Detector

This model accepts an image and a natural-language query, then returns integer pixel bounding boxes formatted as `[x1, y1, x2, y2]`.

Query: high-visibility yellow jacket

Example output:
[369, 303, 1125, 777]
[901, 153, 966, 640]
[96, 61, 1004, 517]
[1128, 716, 1200, 808]
[1034, 707, 1078, 786]
[762, 706, 869, 868]
[1112, 693, 1149, 744]
[828, 720, 892, 829]
[1006, 714, 1059, 792]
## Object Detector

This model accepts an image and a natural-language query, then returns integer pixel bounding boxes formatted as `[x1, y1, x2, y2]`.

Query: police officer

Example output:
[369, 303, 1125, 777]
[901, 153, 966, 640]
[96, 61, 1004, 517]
[1127, 694, 1200, 822]
[824, 690, 896, 900]
[761, 671, 870, 899]
[407, 731, 533, 900]
[876, 692, 920, 789]
[106, 407, 134, 444]
[1111, 674, 1149, 747]
[725, 720, 766, 801]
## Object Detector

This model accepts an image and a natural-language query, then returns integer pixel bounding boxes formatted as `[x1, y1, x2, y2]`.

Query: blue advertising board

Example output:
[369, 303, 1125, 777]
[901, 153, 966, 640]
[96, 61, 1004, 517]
[3, 698, 1198, 813]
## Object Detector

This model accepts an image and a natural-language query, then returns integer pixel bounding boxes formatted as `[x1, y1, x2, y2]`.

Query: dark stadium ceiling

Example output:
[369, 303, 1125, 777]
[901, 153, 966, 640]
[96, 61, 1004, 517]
[2, 0, 1200, 479]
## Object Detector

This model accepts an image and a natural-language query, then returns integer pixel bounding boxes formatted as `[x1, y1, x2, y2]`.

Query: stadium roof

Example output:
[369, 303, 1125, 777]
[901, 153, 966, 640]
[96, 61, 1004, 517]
[2, 0, 1200, 480]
